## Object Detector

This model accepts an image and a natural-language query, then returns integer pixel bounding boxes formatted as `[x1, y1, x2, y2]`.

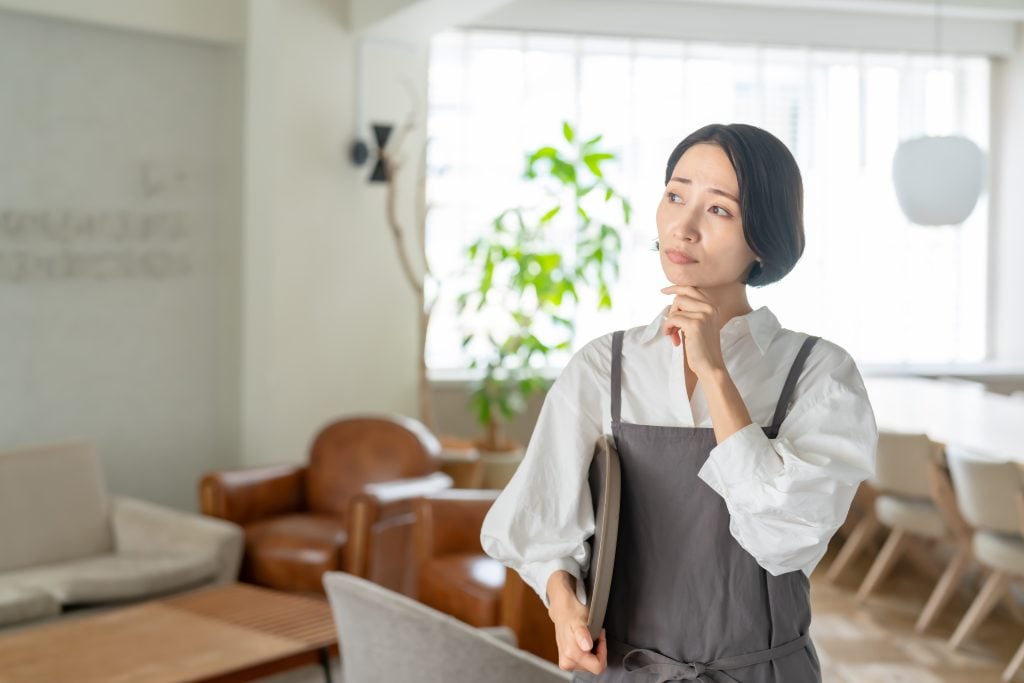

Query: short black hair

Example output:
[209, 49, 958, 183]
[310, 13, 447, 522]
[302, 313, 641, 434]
[663, 123, 805, 287]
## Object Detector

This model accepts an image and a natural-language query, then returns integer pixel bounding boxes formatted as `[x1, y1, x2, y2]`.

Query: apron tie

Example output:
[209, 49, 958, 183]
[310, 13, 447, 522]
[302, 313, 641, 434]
[610, 633, 811, 683]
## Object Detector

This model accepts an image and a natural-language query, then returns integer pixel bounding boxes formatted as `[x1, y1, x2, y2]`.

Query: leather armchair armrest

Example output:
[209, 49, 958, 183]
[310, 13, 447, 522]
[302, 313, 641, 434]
[501, 566, 559, 663]
[412, 489, 501, 568]
[347, 472, 454, 578]
[198, 463, 307, 526]
[110, 495, 245, 584]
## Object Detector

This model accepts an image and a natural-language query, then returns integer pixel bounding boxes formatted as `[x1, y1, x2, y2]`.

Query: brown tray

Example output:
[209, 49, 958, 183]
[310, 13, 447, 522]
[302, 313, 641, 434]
[584, 434, 621, 644]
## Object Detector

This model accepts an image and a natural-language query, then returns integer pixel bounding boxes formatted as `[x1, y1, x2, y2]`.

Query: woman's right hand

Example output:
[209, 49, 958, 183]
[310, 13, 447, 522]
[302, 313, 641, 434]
[546, 570, 608, 675]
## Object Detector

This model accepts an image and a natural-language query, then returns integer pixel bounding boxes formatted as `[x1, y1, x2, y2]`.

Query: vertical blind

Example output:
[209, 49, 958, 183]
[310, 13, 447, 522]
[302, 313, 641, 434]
[425, 28, 990, 374]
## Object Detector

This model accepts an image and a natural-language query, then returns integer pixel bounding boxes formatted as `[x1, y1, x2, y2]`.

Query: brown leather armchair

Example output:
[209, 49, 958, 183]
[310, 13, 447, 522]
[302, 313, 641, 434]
[413, 490, 559, 663]
[199, 414, 451, 596]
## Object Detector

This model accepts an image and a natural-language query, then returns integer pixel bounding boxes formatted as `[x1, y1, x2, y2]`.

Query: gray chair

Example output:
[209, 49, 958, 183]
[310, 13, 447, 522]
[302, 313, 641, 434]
[322, 570, 571, 682]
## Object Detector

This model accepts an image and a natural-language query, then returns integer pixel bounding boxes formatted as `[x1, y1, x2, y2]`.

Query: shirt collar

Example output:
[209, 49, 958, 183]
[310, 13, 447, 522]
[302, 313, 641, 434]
[638, 303, 780, 356]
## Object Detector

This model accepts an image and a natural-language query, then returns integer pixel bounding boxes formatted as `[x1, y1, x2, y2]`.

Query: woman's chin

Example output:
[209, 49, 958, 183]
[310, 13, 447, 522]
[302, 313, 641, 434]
[662, 270, 704, 287]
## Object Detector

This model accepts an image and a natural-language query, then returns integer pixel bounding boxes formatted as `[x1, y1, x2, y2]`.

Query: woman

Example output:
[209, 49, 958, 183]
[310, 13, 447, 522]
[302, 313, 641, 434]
[480, 122, 878, 682]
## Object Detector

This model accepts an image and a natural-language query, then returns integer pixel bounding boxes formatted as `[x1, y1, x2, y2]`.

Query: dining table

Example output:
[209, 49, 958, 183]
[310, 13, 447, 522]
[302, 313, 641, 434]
[863, 376, 1024, 469]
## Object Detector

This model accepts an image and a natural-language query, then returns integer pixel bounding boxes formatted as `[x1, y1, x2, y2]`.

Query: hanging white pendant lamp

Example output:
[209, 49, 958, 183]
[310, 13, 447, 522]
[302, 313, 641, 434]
[892, 135, 986, 225]
[891, 0, 986, 226]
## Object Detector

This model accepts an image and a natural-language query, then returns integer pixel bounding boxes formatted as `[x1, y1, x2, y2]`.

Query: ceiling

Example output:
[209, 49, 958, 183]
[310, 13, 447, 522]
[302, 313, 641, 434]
[643, 0, 1024, 20]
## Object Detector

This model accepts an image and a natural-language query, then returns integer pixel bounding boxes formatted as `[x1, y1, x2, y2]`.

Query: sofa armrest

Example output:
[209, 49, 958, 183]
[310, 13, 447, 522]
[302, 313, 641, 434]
[412, 489, 501, 567]
[110, 495, 245, 585]
[346, 472, 454, 577]
[198, 463, 306, 526]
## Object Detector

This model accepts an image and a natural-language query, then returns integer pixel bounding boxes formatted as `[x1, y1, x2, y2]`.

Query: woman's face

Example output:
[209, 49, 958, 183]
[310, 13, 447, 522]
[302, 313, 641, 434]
[656, 142, 758, 289]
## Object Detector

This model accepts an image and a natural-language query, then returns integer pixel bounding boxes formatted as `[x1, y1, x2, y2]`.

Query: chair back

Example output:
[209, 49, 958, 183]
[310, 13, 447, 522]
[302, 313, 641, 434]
[322, 570, 569, 682]
[306, 414, 441, 516]
[871, 432, 938, 500]
[945, 446, 1023, 535]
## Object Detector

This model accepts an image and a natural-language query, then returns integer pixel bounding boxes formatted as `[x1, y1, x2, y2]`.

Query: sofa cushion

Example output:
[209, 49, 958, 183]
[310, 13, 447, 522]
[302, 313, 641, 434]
[0, 585, 61, 627]
[0, 553, 218, 605]
[245, 514, 348, 593]
[0, 440, 113, 572]
[418, 553, 504, 627]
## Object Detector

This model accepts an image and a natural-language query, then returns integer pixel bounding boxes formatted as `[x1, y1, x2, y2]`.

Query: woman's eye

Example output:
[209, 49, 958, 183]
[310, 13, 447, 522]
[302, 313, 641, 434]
[666, 191, 680, 202]
[710, 206, 732, 217]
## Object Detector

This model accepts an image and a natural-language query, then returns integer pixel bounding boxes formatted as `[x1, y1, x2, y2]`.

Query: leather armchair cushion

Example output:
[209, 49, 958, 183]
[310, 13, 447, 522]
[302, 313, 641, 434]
[418, 553, 505, 627]
[245, 514, 348, 593]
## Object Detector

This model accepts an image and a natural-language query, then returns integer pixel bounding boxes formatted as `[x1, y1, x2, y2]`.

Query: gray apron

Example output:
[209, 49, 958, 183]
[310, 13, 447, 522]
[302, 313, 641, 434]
[575, 329, 822, 683]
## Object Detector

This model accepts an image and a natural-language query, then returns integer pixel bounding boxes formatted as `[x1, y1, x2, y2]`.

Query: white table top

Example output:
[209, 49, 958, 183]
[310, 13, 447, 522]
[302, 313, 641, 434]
[863, 376, 1024, 464]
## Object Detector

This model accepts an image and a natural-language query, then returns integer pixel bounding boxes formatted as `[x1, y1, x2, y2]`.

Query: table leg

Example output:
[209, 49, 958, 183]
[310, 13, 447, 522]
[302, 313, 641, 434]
[318, 647, 333, 683]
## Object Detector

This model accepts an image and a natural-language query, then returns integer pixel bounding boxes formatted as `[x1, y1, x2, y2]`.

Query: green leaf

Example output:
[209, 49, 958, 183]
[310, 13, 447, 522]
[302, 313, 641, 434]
[583, 152, 613, 178]
[562, 121, 575, 143]
[577, 206, 590, 224]
[540, 206, 561, 223]
[583, 133, 603, 149]
[529, 146, 559, 161]
[604, 187, 613, 202]
[551, 159, 576, 185]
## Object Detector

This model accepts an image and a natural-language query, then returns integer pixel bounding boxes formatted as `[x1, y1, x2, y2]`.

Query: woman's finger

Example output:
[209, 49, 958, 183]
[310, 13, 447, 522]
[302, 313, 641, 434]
[575, 650, 603, 675]
[572, 624, 593, 652]
[661, 284, 712, 302]
[668, 295, 714, 316]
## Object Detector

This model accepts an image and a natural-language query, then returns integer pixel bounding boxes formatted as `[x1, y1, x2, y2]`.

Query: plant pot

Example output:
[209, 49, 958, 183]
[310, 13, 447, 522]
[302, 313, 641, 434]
[476, 444, 526, 490]
[437, 434, 484, 489]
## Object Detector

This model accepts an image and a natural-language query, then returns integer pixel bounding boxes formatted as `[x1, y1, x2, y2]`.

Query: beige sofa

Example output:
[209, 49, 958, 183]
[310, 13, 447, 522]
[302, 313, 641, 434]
[0, 440, 244, 630]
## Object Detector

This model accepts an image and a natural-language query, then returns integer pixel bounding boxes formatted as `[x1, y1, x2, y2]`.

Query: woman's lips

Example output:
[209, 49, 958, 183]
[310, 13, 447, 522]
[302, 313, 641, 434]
[666, 249, 697, 265]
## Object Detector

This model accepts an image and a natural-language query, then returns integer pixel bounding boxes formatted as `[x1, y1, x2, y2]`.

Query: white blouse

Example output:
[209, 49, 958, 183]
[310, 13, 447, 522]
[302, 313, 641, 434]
[480, 303, 879, 609]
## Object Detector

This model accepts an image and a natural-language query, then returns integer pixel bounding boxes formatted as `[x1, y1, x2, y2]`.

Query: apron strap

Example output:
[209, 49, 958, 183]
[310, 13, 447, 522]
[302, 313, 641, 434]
[768, 334, 821, 435]
[611, 329, 624, 449]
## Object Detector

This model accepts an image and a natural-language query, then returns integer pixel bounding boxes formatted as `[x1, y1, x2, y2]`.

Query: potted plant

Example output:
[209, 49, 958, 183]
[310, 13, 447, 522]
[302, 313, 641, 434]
[455, 121, 632, 488]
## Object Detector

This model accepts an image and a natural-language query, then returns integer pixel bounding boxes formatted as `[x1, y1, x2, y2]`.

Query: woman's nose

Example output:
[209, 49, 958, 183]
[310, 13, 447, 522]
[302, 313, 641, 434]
[672, 205, 701, 241]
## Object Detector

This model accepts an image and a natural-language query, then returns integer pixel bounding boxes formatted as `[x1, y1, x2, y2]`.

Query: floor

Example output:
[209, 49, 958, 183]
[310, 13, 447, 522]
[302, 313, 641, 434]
[813, 544, 1023, 682]
[260, 545, 1024, 683]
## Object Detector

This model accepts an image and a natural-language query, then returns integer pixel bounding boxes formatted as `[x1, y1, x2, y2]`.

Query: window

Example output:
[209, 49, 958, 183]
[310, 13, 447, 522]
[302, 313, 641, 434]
[425, 29, 990, 374]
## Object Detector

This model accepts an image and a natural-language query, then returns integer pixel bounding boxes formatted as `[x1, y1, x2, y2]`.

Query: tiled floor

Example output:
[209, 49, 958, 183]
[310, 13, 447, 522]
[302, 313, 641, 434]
[262, 546, 1024, 682]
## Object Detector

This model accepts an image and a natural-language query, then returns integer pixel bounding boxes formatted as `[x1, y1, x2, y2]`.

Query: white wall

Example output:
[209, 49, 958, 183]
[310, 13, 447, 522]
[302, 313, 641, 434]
[238, 0, 429, 466]
[991, 22, 1024, 364]
[0, 8, 243, 510]
[0, 0, 245, 43]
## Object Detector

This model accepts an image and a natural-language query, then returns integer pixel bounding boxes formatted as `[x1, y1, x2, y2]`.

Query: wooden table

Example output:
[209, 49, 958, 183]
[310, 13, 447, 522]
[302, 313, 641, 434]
[864, 376, 1024, 465]
[0, 583, 338, 683]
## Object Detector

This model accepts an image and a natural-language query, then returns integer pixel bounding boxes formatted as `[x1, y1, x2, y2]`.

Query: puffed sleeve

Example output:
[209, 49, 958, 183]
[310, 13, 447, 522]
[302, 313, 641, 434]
[480, 339, 606, 609]
[696, 341, 879, 577]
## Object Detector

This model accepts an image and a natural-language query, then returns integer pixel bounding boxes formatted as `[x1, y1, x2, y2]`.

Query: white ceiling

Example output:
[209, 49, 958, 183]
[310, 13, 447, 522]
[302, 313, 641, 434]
[641, 0, 1024, 20]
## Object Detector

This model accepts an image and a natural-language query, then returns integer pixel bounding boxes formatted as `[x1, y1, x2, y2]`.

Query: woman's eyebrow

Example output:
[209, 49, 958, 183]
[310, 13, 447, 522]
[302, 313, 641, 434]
[669, 177, 739, 204]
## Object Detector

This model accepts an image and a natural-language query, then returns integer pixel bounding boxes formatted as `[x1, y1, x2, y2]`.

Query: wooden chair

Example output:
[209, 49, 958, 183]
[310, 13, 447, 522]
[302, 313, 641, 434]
[943, 449, 1024, 682]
